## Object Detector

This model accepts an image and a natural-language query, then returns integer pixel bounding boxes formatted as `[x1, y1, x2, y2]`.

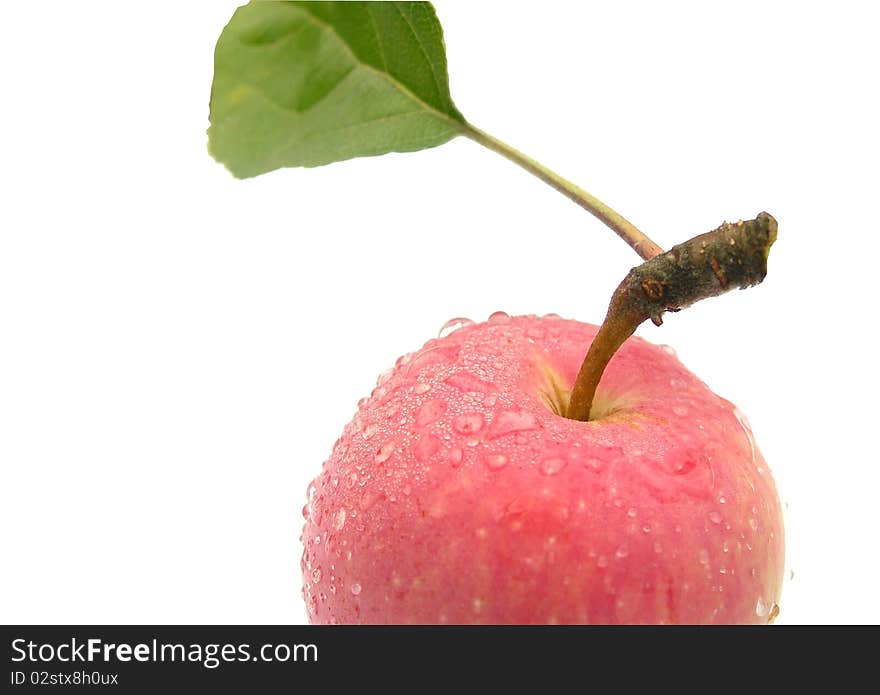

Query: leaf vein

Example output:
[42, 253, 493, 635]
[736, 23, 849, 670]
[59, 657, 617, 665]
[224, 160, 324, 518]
[365, 4, 388, 73]
[294, 4, 463, 131]
[391, 3, 444, 110]
[300, 108, 438, 141]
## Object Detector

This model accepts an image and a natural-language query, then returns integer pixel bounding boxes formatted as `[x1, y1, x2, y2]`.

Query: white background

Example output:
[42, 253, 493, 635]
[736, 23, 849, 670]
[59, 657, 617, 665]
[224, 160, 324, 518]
[2, 1, 878, 624]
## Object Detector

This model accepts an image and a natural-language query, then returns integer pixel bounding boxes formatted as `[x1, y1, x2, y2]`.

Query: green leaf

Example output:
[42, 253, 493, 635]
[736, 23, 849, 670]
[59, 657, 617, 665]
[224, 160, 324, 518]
[208, 1, 466, 178]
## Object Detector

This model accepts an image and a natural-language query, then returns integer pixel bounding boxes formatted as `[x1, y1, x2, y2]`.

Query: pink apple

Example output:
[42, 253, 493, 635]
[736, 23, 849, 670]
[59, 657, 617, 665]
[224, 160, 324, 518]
[301, 313, 784, 624]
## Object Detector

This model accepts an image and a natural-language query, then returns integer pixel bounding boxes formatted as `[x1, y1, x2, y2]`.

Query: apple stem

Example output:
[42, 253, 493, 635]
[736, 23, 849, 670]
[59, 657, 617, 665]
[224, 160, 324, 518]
[566, 212, 779, 422]
[459, 122, 778, 422]
[461, 123, 664, 261]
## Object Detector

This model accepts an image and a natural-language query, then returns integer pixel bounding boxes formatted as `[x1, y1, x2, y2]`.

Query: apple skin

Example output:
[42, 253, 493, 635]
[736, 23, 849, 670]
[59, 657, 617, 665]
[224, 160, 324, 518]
[301, 314, 784, 624]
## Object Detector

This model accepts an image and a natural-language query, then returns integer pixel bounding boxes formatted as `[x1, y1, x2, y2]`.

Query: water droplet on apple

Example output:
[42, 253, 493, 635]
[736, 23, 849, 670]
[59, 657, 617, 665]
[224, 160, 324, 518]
[708, 511, 723, 524]
[484, 453, 508, 470]
[722, 540, 730, 553]
[583, 456, 604, 472]
[413, 433, 441, 462]
[438, 317, 474, 338]
[454, 412, 485, 434]
[672, 405, 688, 417]
[733, 406, 758, 463]
[488, 310, 510, 324]
[698, 548, 710, 565]
[642, 523, 652, 534]
[413, 381, 431, 395]
[333, 508, 346, 531]
[616, 545, 629, 559]
[362, 422, 378, 440]
[627, 507, 638, 518]
[487, 410, 540, 439]
[719, 565, 727, 575]
[482, 394, 497, 407]
[755, 596, 769, 617]
[446, 447, 463, 468]
[445, 371, 494, 395]
[416, 398, 447, 427]
[375, 439, 396, 464]
[749, 517, 759, 531]
[305, 593, 317, 616]
[672, 458, 695, 475]
[312, 567, 323, 583]
[332, 437, 349, 458]
[359, 490, 380, 511]
[660, 344, 677, 358]
[350, 583, 362, 596]
[540, 457, 566, 476]
[670, 377, 686, 389]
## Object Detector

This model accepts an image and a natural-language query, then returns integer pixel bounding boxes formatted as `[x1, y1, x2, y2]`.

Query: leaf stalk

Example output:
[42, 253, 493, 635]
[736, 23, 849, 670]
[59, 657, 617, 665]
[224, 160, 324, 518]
[461, 123, 663, 261]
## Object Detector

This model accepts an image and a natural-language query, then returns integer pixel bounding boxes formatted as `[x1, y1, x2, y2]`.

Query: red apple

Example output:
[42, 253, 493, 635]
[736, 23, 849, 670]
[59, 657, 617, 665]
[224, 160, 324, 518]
[301, 313, 784, 624]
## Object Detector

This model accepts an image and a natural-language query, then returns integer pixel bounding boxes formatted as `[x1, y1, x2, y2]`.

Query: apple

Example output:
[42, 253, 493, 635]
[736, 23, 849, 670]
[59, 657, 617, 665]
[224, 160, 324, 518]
[300, 313, 784, 624]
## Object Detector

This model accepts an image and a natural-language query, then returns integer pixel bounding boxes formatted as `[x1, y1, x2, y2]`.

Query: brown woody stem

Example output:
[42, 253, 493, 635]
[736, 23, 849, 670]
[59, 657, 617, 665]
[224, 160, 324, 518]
[566, 212, 778, 422]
